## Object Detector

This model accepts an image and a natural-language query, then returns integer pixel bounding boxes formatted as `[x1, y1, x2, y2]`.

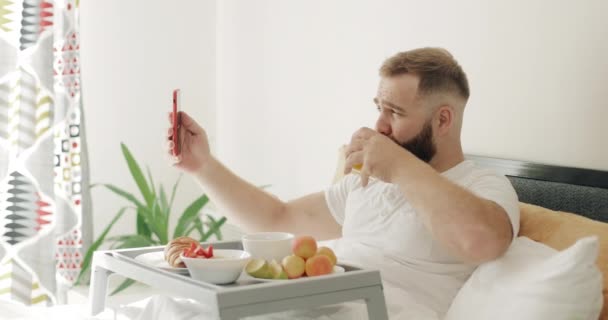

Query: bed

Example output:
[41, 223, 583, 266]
[466, 155, 608, 320]
[466, 155, 608, 220]
[4, 154, 606, 320]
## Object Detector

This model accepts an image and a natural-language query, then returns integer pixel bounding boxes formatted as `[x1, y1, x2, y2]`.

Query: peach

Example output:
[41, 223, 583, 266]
[316, 247, 337, 266]
[281, 255, 306, 279]
[305, 254, 333, 277]
[292, 235, 317, 260]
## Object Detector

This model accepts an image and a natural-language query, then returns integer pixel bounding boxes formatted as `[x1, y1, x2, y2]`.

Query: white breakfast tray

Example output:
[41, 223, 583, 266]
[88, 240, 388, 319]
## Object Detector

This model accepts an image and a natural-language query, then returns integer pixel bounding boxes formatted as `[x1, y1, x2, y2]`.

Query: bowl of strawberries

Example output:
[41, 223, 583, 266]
[180, 241, 251, 285]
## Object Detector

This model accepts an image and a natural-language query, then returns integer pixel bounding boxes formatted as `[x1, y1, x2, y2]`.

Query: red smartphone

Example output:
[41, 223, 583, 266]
[172, 89, 181, 156]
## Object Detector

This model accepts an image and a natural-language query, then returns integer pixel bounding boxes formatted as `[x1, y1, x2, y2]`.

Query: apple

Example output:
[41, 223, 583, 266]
[269, 259, 288, 280]
[245, 258, 272, 279]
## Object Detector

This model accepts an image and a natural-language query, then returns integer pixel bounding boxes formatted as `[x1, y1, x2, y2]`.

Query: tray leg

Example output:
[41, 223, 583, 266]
[88, 264, 114, 316]
[365, 285, 388, 320]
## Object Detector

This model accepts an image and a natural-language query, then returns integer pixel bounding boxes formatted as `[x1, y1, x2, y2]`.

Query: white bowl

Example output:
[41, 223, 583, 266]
[242, 232, 294, 261]
[181, 249, 251, 284]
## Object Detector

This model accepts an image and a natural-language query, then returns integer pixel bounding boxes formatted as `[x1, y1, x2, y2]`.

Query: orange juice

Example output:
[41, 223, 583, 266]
[352, 164, 363, 171]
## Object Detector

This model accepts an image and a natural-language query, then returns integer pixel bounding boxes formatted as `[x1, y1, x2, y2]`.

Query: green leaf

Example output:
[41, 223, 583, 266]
[159, 186, 170, 222]
[151, 200, 168, 244]
[159, 186, 169, 213]
[121, 143, 154, 207]
[172, 194, 209, 238]
[192, 218, 205, 240]
[102, 184, 147, 208]
[136, 212, 151, 238]
[159, 186, 170, 238]
[101, 183, 158, 239]
[201, 216, 227, 241]
[109, 234, 156, 249]
[146, 166, 157, 198]
[100, 183, 165, 237]
[75, 207, 130, 285]
[106, 234, 135, 242]
[184, 224, 197, 238]
[169, 174, 183, 210]
[110, 278, 137, 296]
[185, 217, 205, 238]
[207, 215, 224, 240]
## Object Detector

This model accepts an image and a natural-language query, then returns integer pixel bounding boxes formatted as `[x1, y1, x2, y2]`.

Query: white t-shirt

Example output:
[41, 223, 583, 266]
[324, 160, 520, 317]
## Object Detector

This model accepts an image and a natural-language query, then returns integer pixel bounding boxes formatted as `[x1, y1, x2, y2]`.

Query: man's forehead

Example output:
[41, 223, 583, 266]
[377, 74, 420, 105]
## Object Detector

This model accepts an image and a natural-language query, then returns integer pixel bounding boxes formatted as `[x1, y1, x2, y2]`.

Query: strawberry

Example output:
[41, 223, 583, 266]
[193, 245, 214, 258]
[206, 245, 213, 258]
[196, 246, 208, 257]
[185, 242, 199, 258]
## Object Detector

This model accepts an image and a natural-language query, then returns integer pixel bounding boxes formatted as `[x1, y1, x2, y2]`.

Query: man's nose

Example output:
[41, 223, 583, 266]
[375, 113, 391, 136]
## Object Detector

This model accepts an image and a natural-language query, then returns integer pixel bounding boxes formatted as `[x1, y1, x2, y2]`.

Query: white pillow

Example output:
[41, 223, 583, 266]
[445, 236, 603, 320]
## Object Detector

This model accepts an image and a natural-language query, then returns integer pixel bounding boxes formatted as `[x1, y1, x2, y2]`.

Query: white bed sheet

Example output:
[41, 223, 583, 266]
[1, 286, 438, 320]
[0, 300, 121, 320]
[115, 283, 439, 320]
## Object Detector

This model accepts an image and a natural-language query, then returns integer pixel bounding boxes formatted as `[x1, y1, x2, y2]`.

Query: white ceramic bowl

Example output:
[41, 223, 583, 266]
[242, 232, 294, 261]
[181, 249, 251, 284]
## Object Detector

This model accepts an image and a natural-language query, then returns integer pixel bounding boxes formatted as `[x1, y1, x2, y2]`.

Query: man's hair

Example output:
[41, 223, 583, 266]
[379, 47, 470, 101]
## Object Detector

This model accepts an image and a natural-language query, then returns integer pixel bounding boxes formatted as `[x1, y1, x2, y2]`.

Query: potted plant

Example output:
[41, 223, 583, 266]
[76, 143, 226, 294]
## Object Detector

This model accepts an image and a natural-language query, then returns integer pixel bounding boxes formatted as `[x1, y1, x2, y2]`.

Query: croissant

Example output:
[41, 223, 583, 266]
[164, 236, 198, 267]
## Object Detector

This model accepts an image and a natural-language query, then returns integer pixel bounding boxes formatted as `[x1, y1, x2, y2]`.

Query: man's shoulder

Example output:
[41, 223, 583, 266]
[447, 160, 514, 189]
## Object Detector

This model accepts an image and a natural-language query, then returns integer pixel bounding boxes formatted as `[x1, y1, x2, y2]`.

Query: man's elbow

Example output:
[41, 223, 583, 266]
[461, 231, 512, 265]
[460, 203, 514, 264]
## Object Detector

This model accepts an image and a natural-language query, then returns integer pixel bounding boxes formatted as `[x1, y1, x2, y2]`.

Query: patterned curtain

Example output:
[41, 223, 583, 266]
[0, 0, 91, 305]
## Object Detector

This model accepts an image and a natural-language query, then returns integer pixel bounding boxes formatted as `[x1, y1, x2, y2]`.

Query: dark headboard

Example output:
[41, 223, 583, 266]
[466, 155, 608, 223]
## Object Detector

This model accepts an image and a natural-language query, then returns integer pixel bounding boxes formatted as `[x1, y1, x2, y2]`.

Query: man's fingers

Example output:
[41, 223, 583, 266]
[163, 139, 181, 165]
[167, 139, 180, 158]
[344, 150, 364, 174]
[344, 138, 366, 167]
[171, 154, 182, 166]
[180, 111, 204, 135]
[344, 140, 365, 158]
[360, 173, 369, 187]
[350, 127, 375, 141]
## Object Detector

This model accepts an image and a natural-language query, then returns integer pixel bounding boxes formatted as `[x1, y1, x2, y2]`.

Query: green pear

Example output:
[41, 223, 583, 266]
[245, 258, 273, 279]
[269, 259, 288, 280]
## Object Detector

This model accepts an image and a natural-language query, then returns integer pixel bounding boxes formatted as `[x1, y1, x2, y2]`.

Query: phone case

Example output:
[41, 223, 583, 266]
[172, 89, 181, 155]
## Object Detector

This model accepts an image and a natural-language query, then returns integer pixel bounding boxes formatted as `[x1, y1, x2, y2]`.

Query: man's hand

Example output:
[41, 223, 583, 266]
[343, 127, 412, 187]
[166, 111, 212, 173]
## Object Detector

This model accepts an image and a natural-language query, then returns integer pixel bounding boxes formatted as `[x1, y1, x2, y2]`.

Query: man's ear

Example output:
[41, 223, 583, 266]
[435, 105, 454, 136]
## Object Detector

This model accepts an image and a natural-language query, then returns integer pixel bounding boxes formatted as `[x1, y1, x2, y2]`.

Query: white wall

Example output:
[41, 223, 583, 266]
[80, 0, 218, 239]
[217, 0, 608, 203]
[80, 0, 608, 240]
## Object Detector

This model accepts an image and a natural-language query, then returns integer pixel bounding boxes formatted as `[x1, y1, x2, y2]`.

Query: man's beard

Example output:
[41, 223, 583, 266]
[395, 121, 436, 163]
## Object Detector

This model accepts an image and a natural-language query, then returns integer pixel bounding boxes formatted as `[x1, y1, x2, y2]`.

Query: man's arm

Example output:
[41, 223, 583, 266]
[344, 128, 513, 264]
[392, 160, 513, 264]
[194, 158, 342, 240]
[168, 111, 341, 240]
